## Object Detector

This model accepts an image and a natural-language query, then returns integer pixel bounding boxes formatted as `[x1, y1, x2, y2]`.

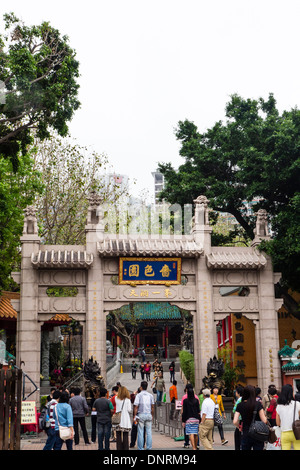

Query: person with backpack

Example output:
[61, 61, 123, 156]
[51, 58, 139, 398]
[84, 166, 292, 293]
[266, 387, 278, 427]
[262, 384, 277, 411]
[42, 390, 61, 450]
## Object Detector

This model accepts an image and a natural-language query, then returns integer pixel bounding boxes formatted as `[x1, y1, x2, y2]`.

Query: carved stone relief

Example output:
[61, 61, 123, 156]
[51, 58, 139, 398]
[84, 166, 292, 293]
[38, 297, 85, 313]
[38, 270, 86, 286]
[103, 284, 196, 302]
[213, 295, 259, 313]
[212, 270, 258, 286]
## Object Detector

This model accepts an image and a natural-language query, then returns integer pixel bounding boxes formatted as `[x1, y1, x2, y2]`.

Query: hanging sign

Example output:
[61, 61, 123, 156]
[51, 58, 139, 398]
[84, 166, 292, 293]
[119, 257, 181, 285]
[21, 401, 37, 425]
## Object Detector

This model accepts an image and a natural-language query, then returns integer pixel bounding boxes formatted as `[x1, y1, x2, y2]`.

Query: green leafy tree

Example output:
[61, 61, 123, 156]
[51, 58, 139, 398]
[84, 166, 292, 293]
[159, 93, 300, 314]
[31, 135, 130, 245]
[178, 350, 195, 386]
[0, 153, 44, 291]
[0, 12, 80, 170]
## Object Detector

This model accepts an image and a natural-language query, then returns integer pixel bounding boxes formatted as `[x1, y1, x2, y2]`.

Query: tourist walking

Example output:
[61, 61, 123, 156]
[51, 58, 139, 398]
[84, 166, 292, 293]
[169, 361, 175, 382]
[182, 386, 200, 450]
[151, 371, 165, 405]
[133, 381, 155, 450]
[233, 384, 268, 451]
[232, 385, 244, 450]
[276, 384, 300, 450]
[92, 387, 114, 450]
[262, 384, 277, 411]
[181, 384, 200, 448]
[169, 380, 178, 420]
[140, 362, 145, 380]
[69, 387, 90, 446]
[255, 387, 262, 402]
[115, 386, 132, 450]
[211, 386, 228, 445]
[266, 386, 278, 427]
[199, 388, 215, 450]
[43, 390, 61, 450]
[144, 361, 151, 381]
[131, 361, 137, 379]
[109, 386, 119, 443]
[90, 388, 100, 444]
[53, 391, 74, 450]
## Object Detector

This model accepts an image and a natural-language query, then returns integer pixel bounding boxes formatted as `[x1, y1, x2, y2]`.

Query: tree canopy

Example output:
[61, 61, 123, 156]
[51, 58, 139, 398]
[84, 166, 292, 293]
[0, 12, 80, 170]
[0, 152, 44, 291]
[158, 93, 300, 295]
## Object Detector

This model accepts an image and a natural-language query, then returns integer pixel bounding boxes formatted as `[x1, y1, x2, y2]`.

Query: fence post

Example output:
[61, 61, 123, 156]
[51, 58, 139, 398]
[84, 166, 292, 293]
[0, 368, 23, 450]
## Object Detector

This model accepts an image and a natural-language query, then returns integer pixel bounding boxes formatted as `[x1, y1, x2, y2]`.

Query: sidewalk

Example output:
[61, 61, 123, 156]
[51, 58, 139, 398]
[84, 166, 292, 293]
[21, 427, 235, 451]
[21, 368, 235, 450]
[108, 365, 186, 400]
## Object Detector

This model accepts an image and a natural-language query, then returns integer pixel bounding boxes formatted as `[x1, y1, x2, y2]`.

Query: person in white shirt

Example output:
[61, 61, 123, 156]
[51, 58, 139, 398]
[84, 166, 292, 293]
[199, 388, 215, 450]
[133, 381, 155, 450]
[276, 384, 300, 450]
[115, 386, 132, 450]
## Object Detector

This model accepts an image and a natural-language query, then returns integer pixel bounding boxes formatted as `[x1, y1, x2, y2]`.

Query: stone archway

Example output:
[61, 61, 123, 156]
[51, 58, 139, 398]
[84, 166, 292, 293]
[13, 194, 283, 403]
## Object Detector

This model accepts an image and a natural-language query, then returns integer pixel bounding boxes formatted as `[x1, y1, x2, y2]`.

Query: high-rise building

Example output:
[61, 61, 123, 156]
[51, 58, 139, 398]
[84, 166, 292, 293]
[151, 169, 165, 204]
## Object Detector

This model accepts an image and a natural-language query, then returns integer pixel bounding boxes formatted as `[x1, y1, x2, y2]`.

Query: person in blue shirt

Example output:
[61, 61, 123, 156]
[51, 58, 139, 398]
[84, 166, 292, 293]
[53, 391, 74, 450]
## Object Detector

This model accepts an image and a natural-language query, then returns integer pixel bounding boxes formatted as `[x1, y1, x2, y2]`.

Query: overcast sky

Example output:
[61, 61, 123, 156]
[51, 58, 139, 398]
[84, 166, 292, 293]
[2, 1, 300, 201]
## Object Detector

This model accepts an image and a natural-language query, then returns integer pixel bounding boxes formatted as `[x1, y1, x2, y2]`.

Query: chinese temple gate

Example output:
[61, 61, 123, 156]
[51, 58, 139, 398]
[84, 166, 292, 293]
[11, 194, 283, 402]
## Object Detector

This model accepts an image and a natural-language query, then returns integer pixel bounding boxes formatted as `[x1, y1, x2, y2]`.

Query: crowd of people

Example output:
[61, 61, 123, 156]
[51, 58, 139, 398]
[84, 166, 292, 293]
[40, 360, 300, 451]
[232, 383, 300, 451]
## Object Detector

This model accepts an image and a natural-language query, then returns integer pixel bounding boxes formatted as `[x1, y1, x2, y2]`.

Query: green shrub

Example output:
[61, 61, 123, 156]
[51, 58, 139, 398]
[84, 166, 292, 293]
[179, 350, 195, 387]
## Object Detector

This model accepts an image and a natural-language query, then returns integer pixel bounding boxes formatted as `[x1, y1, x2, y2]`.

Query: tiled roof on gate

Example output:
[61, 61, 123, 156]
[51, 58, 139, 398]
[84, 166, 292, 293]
[0, 297, 18, 319]
[97, 236, 203, 257]
[206, 249, 267, 269]
[0, 292, 72, 324]
[31, 250, 94, 268]
[114, 302, 183, 320]
[282, 361, 300, 372]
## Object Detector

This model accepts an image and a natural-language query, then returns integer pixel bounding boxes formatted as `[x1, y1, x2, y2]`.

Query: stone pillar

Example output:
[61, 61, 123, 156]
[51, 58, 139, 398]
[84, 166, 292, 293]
[256, 256, 281, 392]
[251, 209, 281, 392]
[85, 192, 107, 384]
[193, 196, 215, 392]
[41, 330, 50, 388]
[17, 206, 41, 401]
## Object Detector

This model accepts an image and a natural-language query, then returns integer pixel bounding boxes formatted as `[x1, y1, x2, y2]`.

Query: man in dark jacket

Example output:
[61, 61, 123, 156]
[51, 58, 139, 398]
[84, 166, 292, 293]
[69, 387, 90, 446]
[93, 388, 114, 450]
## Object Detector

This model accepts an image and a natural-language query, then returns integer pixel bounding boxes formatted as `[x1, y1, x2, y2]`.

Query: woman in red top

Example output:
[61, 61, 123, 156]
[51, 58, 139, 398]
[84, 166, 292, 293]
[144, 362, 151, 381]
[266, 388, 278, 427]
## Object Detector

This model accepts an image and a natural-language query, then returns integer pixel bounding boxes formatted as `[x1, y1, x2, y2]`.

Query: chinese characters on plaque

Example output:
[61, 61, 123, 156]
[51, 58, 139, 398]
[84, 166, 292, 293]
[119, 258, 181, 285]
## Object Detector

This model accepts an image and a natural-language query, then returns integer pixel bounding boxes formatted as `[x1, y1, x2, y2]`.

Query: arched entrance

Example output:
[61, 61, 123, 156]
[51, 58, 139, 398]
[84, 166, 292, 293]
[106, 302, 193, 360]
[13, 193, 283, 403]
[40, 314, 84, 393]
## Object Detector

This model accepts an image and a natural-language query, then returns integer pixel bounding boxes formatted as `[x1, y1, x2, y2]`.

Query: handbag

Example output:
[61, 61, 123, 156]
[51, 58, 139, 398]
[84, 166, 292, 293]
[292, 400, 300, 440]
[54, 406, 72, 441]
[112, 399, 125, 425]
[213, 406, 223, 426]
[268, 426, 277, 444]
[248, 405, 270, 442]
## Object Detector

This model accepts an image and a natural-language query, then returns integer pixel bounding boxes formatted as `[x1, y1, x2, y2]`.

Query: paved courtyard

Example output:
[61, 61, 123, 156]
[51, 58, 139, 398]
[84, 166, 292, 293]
[21, 367, 235, 451]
